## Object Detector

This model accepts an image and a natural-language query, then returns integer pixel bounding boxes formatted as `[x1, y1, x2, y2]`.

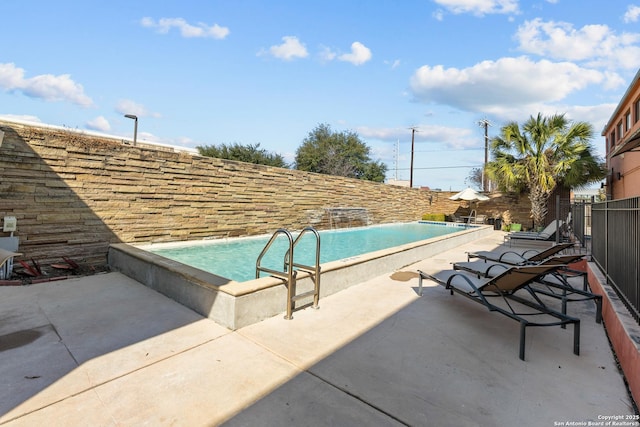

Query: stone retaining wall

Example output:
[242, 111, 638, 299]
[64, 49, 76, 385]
[0, 120, 532, 267]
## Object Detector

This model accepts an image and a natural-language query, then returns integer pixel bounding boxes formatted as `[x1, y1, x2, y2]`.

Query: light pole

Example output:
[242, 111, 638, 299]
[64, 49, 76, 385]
[478, 118, 491, 192]
[124, 114, 138, 145]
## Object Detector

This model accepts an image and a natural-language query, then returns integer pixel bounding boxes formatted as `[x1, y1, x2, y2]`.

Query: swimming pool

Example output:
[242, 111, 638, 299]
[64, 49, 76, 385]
[108, 221, 493, 329]
[145, 222, 463, 282]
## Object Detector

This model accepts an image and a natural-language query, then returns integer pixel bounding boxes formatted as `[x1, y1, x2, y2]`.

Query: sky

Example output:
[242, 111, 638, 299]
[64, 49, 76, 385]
[2, 0, 640, 191]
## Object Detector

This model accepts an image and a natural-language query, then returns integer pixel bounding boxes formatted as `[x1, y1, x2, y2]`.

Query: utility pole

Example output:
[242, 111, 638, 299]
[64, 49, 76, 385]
[395, 140, 399, 180]
[478, 119, 491, 192]
[409, 127, 418, 188]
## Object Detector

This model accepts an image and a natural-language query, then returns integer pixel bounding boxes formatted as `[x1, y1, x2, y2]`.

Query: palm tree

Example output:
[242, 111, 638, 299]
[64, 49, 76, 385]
[486, 113, 605, 227]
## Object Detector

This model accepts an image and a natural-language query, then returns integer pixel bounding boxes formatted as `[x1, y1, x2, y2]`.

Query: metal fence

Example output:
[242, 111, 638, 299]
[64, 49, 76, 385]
[590, 197, 640, 323]
[571, 201, 592, 248]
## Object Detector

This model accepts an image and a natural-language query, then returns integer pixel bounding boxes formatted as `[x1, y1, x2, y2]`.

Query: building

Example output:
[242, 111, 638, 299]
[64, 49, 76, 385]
[571, 188, 601, 202]
[602, 68, 640, 199]
[386, 179, 410, 187]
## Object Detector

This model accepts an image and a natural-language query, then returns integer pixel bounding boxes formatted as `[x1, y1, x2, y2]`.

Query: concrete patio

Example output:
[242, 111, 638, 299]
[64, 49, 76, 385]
[0, 231, 635, 426]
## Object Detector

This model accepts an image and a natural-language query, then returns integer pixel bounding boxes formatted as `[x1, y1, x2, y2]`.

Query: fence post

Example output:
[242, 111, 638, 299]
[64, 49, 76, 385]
[604, 199, 608, 276]
[556, 195, 560, 244]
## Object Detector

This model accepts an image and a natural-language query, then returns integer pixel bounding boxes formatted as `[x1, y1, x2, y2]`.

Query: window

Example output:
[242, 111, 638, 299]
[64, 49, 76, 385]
[625, 111, 631, 131]
[636, 98, 640, 123]
[611, 130, 616, 147]
[618, 121, 624, 139]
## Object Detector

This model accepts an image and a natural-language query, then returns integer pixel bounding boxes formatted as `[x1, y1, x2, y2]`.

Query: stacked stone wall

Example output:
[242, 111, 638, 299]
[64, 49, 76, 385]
[0, 120, 532, 267]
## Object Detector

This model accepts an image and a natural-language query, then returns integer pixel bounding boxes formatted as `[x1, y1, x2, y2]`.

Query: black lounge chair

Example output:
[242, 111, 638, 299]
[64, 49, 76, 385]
[466, 242, 574, 264]
[453, 255, 602, 324]
[418, 265, 580, 361]
[505, 220, 565, 246]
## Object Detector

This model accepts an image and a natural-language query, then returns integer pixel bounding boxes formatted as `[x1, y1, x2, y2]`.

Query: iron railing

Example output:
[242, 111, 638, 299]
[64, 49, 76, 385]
[571, 201, 592, 248]
[590, 197, 640, 323]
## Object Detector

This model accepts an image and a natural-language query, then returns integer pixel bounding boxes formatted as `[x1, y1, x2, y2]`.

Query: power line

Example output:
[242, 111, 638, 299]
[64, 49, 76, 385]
[413, 148, 484, 153]
[395, 164, 483, 170]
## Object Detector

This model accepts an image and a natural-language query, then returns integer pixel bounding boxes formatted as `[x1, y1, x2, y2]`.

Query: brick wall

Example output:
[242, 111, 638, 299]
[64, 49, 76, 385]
[0, 120, 532, 267]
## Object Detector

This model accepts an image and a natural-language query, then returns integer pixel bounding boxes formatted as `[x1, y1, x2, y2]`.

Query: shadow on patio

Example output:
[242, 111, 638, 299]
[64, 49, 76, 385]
[0, 232, 635, 426]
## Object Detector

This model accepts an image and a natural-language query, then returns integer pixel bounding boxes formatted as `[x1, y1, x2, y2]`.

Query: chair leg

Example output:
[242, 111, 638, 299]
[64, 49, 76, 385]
[595, 296, 602, 324]
[519, 321, 527, 361]
[573, 320, 580, 356]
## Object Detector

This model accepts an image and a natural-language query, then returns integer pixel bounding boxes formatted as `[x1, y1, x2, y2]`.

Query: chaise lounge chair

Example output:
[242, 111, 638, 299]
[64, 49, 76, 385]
[452, 255, 602, 323]
[0, 248, 22, 280]
[467, 242, 574, 265]
[418, 264, 580, 360]
[505, 220, 564, 245]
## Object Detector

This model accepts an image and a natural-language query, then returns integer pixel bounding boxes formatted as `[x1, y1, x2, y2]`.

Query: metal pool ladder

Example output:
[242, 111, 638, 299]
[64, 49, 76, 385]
[256, 226, 321, 320]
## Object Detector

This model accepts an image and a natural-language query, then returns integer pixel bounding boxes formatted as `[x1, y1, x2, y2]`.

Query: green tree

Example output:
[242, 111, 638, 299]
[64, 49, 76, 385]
[197, 142, 289, 168]
[485, 113, 605, 226]
[295, 123, 387, 182]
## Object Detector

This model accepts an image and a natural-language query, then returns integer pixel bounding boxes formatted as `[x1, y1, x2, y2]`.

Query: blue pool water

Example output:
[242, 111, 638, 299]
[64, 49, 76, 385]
[148, 222, 466, 282]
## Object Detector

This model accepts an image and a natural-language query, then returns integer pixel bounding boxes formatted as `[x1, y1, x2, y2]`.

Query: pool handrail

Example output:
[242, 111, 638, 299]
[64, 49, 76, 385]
[256, 227, 321, 320]
[287, 227, 321, 311]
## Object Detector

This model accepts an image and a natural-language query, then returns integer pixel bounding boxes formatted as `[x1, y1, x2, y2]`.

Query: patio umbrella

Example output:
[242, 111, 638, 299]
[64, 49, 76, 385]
[449, 187, 490, 223]
[449, 187, 489, 201]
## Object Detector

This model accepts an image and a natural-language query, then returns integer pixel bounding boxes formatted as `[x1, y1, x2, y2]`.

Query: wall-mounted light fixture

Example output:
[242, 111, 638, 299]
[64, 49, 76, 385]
[3, 216, 17, 237]
[124, 114, 138, 145]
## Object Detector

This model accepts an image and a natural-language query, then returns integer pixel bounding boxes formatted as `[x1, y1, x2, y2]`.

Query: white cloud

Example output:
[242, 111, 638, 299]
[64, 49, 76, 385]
[174, 136, 197, 147]
[624, 5, 640, 23]
[137, 131, 162, 143]
[409, 56, 605, 112]
[564, 103, 619, 138]
[115, 99, 161, 118]
[264, 36, 308, 61]
[0, 63, 23, 88]
[86, 116, 111, 132]
[0, 62, 93, 107]
[515, 18, 640, 69]
[601, 70, 627, 90]
[356, 124, 475, 149]
[338, 42, 372, 66]
[385, 59, 401, 69]
[483, 102, 618, 156]
[432, 0, 519, 16]
[318, 46, 337, 62]
[477, 102, 612, 133]
[0, 114, 42, 123]
[141, 17, 230, 39]
[318, 42, 372, 65]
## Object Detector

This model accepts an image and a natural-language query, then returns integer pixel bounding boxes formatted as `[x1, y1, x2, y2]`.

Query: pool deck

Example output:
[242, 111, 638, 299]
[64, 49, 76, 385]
[0, 230, 636, 426]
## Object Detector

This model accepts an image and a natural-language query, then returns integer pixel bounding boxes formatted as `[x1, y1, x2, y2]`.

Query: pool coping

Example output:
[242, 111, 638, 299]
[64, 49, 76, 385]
[108, 223, 494, 329]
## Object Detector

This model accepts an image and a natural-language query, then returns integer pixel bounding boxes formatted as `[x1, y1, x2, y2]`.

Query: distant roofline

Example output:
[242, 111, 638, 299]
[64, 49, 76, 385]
[601, 68, 640, 136]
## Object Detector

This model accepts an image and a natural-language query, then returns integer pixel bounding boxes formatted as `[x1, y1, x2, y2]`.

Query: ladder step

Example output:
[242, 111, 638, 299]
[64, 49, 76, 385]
[291, 263, 318, 272]
[291, 290, 316, 302]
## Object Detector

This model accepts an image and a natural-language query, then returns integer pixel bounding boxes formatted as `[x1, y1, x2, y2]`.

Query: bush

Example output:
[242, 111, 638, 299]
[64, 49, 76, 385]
[422, 213, 446, 222]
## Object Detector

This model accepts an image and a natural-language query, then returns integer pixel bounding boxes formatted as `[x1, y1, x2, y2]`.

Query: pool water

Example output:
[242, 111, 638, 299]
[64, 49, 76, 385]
[148, 222, 464, 282]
